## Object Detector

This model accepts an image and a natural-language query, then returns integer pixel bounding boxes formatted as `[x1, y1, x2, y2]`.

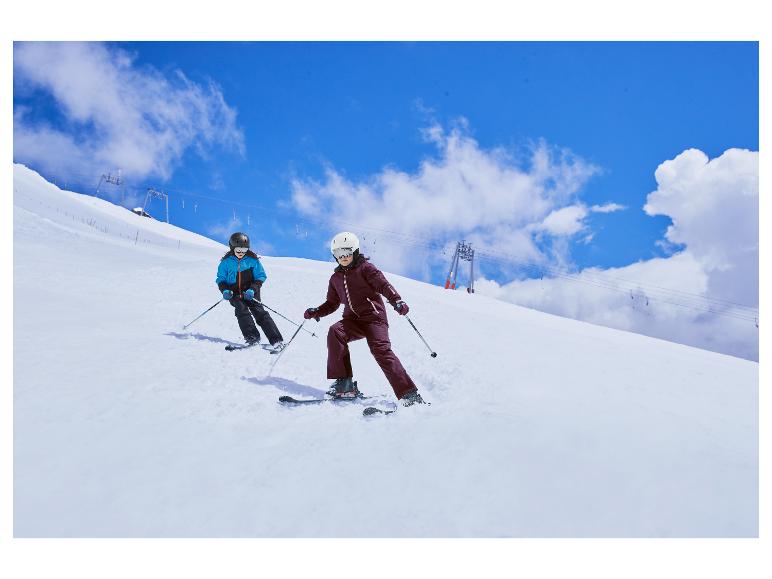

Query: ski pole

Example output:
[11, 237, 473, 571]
[268, 319, 306, 375]
[257, 300, 317, 337]
[182, 300, 222, 330]
[404, 315, 438, 357]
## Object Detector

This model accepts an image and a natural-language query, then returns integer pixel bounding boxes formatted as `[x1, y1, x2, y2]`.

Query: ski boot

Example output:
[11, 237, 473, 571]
[327, 377, 360, 400]
[265, 341, 285, 354]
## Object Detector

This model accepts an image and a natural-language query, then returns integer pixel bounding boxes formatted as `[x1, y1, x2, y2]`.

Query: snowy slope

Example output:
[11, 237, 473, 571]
[13, 164, 758, 537]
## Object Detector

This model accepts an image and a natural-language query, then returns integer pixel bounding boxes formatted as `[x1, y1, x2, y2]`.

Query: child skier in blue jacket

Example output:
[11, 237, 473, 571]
[216, 232, 284, 351]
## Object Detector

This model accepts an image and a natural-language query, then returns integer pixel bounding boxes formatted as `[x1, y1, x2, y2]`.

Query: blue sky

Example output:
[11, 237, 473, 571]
[12, 41, 760, 358]
[148, 42, 756, 269]
[14, 42, 757, 267]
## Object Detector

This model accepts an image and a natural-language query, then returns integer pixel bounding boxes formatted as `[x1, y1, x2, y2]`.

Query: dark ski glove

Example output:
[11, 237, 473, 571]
[244, 289, 255, 301]
[392, 300, 409, 315]
[222, 289, 234, 300]
[304, 307, 320, 321]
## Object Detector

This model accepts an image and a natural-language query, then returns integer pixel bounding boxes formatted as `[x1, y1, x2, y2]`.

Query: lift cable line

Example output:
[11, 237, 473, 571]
[472, 245, 760, 314]
[59, 170, 761, 325]
[480, 251, 759, 319]
[474, 242, 759, 313]
[150, 185, 284, 214]
[316, 218, 758, 324]
[474, 250, 759, 324]
[335, 218, 759, 312]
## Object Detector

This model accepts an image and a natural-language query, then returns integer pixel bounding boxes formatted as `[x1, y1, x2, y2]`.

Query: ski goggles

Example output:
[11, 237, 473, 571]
[332, 247, 354, 259]
[233, 247, 249, 253]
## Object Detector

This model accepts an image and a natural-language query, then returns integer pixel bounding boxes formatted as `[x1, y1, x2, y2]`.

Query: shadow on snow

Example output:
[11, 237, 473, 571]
[165, 331, 241, 347]
[242, 375, 325, 399]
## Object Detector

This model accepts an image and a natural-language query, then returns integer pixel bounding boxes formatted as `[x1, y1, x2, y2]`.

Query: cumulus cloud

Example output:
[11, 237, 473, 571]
[13, 42, 244, 186]
[291, 119, 604, 277]
[482, 148, 759, 361]
[290, 118, 757, 360]
[644, 148, 758, 308]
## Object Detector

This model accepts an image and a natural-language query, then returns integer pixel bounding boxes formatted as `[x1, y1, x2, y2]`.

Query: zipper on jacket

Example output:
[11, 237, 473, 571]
[343, 272, 359, 316]
[237, 256, 242, 297]
[366, 297, 379, 315]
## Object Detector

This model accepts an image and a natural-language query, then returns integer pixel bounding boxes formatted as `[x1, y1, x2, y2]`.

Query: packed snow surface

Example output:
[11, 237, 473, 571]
[13, 164, 758, 537]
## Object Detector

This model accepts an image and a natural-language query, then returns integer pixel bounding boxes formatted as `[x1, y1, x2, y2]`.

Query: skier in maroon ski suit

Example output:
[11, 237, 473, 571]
[304, 232, 425, 406]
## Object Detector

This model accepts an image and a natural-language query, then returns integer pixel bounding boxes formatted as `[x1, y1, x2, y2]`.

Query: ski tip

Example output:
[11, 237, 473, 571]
[278, 396, 296, 403]
[363, 406, 395, 416]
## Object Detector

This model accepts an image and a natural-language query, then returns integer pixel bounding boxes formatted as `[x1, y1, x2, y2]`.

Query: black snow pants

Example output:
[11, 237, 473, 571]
[230, 294, 283, 344]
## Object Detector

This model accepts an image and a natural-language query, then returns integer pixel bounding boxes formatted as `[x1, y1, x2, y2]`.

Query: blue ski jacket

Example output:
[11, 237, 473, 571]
[216, 253, 267, 296]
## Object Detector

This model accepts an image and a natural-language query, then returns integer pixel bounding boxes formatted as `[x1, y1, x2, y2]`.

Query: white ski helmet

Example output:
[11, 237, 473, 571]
[330, 231, 360, 260]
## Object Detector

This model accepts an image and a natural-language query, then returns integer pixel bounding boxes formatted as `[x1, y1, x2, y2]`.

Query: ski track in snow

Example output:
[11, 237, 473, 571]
[13, 164, 758, 537]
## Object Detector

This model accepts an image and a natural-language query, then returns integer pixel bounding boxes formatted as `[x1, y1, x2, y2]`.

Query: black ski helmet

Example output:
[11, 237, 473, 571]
[229, 232, 250, 249]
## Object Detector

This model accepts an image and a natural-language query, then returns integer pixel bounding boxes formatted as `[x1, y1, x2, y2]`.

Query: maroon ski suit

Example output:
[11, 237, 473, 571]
[312, 256, 418, 400]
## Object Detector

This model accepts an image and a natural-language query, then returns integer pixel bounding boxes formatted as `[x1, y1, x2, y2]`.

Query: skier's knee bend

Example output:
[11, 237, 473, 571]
[235, 309, 251, 321]
[328, 323, 346, 342]
[368, 340, 391, 357]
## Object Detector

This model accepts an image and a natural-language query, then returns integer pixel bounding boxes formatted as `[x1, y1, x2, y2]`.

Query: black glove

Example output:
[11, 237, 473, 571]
[304, 307, 320, 321]
[391, 300, 409, 316]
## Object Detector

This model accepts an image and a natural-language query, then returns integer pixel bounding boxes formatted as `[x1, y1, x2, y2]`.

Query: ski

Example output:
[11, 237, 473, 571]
[279, 395, 339, 405]
[363, 406, 396, 416]
[363, 396, 430, 415]
[225, 342, 261, 351]
[279, 394, 396, 410]
[279, 394, 372, 405]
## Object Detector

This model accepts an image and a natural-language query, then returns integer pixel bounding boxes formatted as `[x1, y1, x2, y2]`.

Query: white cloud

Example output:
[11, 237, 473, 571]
[290, 120, 601, 277]
[591, 202, 626, 213]
[536, 204, 589, 236]
[644, 148, 758, 308]
[13, 42, 244, 183]
[290, 119, 757, 360]
[478, 148, 759, 361]
[528, 202, 623, 238]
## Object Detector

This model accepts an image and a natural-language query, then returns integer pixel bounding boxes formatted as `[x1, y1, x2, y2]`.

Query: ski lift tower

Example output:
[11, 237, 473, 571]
[143, 187, 170, 224]
[95, 170, 125, 202]
[443, 240, 476, 293]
